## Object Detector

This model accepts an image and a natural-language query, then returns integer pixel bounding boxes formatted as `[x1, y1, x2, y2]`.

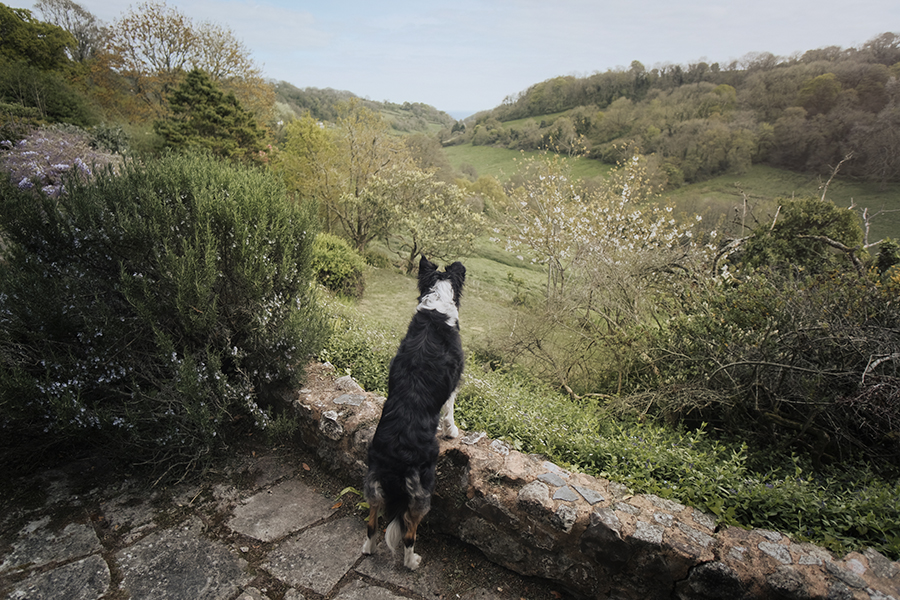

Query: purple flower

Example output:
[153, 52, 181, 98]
[18, 178, 33, 190]
[74, 157, 92, 176]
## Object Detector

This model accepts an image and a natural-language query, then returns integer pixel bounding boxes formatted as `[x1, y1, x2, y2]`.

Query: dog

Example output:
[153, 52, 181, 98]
[361, 256, 466, 570]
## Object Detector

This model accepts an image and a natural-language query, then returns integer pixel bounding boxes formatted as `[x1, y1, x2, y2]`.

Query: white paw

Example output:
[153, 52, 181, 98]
[404, 549, 422, 570]
[442, 423, 460, 439]
[361, 537, 376, 555]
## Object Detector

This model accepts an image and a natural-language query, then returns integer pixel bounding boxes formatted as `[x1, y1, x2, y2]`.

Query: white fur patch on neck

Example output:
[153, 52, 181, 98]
[417, 279, 459, 327]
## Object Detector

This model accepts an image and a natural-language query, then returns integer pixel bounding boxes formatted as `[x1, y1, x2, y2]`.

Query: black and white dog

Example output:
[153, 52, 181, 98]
[361, 256, 466, 570]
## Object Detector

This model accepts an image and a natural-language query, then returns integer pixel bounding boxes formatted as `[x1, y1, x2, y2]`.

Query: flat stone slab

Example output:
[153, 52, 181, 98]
[227, 479, 335, 542]
[355, 541, 449, 598]
[263, 517, 363, 595]
[333, 579, 409, 600]
[0, 520, 102, 574]
[115, 517, 249, 600]
[100, 493, 156, 531]
[7, 554, 110, 600]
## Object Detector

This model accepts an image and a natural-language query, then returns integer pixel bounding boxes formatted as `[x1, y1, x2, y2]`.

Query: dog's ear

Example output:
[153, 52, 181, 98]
[418, 256, 438, 295]
[446, 261, 466, 281]
[446, 261, 466, 295]
[419, 256, 437, 274]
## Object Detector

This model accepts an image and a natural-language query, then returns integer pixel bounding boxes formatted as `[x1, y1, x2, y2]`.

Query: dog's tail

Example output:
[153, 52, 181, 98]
[384, 515, 403, 553]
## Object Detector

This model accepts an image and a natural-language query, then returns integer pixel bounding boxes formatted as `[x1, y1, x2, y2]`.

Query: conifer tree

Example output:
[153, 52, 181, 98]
[154, 68, 264, 161]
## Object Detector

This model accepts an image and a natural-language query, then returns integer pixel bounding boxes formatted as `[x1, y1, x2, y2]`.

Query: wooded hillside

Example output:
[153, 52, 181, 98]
[458, 32, 900, 185]
[273, 82, 456, 134]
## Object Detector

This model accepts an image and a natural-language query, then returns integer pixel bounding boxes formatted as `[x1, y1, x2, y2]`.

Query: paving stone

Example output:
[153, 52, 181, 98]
[758, 541, 792, 565]
[0, 521, 102, 574]
[263, 517, 363, 595]
[355, 543, 449, 599]
[458, 589, 506, 600]
[6, 554, 110, 600]
[100, 493, 155, 532]
[241, 454, 297, 489]
[633, 520, 664, 545]
[115, 517, 249, 600]
[227, 479, 335, 542]
[461, 431, 487, 445]
[333, 393, 365, 406]
[552, 486, 579, 502]
[333, 579, 409, 600]
[235, 587, 267, 600]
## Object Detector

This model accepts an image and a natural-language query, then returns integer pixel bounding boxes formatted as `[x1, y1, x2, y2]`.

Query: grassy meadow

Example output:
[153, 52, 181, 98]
[443, 143, 612, 182]
[443, 143, 899, 243]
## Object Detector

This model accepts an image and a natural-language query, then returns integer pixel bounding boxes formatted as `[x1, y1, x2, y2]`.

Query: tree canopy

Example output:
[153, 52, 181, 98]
[0, 3, 74, 70]
[154, 68, 264, 162]
[103, 0, 272, 123]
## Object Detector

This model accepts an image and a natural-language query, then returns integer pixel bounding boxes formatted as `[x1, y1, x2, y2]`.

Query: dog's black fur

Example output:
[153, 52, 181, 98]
[361, 256, 466, 570]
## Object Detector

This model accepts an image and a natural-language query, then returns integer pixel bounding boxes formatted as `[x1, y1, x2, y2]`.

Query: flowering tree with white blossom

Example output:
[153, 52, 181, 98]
[501, 152, 714, 394]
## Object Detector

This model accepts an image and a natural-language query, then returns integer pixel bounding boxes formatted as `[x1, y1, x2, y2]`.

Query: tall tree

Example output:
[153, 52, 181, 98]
[276, 99, 410, 250]
[369, 168, 484, 273]
[0, 3, 74, 70]
[154, 68, 263, 162]
[104, 0, 271, 122]
[33, 0, 101, 62]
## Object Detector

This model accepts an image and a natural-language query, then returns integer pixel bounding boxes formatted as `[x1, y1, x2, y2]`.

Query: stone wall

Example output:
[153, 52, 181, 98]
[285, 363, 900, 600]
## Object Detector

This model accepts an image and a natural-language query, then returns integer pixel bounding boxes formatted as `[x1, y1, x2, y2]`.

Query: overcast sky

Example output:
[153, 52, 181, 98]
[70, 0, 899, 119]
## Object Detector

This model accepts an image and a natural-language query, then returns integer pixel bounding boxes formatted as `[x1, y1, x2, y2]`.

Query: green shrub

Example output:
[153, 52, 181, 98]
[640, 268, 900, 472]
[311, 232, 366, 298]
[363, 248, 393, 269]
[0, 152, 329, 478]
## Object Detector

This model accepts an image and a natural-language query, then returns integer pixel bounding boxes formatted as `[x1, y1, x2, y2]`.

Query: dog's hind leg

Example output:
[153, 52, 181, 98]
[399, 472, 432, 570]
[361, 478, 383, 555]
[438, 387, 460, 439]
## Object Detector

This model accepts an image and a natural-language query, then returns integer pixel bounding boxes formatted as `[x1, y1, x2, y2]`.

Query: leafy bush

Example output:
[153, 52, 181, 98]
[0, 58, 97, 127]
[0, 152, 329, 478]
[732, 197, 866, 275]
[638, 267, 900, 472]
[363, 248, 393, 269]
[311, 232, 366, 298]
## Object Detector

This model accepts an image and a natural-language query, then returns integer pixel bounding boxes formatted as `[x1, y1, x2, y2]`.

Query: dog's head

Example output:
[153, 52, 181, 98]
[416, 257, 466, 325]
[418, 256, 465, 306]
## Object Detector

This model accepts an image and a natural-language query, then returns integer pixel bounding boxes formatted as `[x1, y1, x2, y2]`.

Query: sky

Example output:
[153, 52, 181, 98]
[68, 0, 900, 119]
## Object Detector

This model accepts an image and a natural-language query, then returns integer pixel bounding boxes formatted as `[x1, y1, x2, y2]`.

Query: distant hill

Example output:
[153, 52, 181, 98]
[273, 81, 457, 134]
[460, 32, 900, 186]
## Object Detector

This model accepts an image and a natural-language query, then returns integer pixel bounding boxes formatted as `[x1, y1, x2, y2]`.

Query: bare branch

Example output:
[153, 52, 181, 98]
[797, 234, 865, 276]
[819, 152, 853, 202]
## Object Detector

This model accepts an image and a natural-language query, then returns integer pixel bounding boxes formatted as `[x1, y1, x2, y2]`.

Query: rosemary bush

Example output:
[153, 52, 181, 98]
[0, 152, 329, 477]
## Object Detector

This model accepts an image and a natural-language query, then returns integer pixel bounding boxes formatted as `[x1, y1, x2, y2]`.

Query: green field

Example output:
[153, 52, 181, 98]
[443, 143, 611, 181]
[357, 238, 545, 353]
[442, 144, 900, 244]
